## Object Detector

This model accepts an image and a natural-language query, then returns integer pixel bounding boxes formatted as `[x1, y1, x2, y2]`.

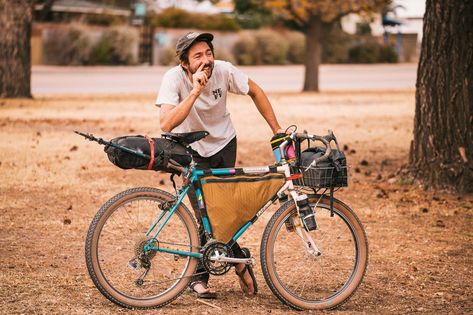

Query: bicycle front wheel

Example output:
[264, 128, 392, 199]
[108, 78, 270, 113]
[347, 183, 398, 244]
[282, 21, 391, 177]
[85, 187, 200, 309]
[261, 194, 368, 310]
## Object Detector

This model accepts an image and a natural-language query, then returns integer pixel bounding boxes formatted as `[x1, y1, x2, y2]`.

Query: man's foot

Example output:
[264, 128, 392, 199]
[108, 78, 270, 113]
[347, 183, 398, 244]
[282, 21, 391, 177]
[235, 248, 258, 296]
[189, 281, 217, 299]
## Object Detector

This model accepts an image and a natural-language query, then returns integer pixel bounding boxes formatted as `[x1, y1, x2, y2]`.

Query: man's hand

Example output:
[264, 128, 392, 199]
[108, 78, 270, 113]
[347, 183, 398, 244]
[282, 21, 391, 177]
[191, 63, 208, 95]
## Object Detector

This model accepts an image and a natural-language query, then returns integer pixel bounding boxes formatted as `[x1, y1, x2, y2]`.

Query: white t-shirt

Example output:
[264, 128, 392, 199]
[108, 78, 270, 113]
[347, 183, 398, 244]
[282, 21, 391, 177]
[155, 60, 249, 157]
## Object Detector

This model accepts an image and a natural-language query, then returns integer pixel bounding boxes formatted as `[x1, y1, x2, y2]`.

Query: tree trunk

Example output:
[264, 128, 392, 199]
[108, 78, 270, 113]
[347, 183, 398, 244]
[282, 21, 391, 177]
[0, 0, 33, 98]
[410, 0, 473, 193]
[303, 14, 321, 92]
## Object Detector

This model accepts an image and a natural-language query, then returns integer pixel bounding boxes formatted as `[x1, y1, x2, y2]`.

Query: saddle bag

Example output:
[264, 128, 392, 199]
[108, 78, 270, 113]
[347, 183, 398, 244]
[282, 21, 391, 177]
[292, 147, 348, 188]
[201, 173, 285, 243]
[104, 135, 192, 174]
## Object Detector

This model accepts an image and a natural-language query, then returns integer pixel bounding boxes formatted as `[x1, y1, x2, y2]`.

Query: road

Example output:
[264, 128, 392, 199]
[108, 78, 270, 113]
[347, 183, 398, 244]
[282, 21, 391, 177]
[31, 64, 417, 95]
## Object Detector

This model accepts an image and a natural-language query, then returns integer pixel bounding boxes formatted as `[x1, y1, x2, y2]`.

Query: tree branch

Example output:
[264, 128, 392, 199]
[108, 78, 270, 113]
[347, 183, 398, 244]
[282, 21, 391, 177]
[285, 0, 307, 27]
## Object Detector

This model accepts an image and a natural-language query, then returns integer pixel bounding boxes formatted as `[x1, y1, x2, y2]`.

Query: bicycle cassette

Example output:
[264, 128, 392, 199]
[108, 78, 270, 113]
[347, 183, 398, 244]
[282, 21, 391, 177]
[134, 236, 157, 260]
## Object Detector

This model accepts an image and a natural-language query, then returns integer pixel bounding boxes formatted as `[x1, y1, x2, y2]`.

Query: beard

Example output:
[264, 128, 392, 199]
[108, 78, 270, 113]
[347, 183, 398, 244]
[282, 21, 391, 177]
[188, 61, 214, 79]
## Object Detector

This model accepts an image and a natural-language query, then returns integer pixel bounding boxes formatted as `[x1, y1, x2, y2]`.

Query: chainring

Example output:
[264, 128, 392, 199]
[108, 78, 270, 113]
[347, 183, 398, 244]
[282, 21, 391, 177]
[201, 240, 233, 276]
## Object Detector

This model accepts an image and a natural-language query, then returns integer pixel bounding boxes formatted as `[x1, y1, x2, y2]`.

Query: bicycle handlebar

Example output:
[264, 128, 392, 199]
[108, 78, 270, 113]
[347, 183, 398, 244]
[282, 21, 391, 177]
[292, 130, 339, 167]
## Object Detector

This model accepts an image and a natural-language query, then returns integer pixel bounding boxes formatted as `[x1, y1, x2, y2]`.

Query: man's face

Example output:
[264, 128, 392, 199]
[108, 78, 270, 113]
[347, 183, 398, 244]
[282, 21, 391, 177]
[183, 41, 214, 78]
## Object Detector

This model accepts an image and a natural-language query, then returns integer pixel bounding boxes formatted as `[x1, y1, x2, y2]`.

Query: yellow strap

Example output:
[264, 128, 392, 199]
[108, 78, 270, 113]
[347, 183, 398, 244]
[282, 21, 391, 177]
[270, 135, 290, 144]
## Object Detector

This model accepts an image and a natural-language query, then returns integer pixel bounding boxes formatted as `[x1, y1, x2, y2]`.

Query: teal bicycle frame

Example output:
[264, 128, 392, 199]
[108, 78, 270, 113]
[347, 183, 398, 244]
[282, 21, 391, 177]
[143, 163, 294, 259]
[140, 130, 335, 260]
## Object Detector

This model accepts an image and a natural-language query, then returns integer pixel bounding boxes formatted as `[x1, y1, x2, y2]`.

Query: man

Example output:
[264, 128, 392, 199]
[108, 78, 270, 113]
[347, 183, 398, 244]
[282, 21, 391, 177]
[155, 32, 283, 298]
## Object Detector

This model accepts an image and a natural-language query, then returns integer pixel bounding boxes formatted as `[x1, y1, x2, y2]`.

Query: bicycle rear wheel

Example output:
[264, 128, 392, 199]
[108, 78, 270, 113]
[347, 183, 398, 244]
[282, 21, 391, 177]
[85, 187, 199, 309]
[260, 194, 368, 310]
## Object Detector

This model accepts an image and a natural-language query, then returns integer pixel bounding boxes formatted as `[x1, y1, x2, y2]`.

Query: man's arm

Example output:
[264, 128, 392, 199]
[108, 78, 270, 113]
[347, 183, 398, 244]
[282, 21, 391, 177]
[160, 92, 199, 132]
[160, 64, 208, 132]
[247, 79, 283, 134]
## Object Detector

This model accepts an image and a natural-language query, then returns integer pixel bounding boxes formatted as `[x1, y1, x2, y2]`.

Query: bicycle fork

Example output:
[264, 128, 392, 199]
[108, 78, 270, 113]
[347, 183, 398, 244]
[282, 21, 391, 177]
[289, 191, 322, 257]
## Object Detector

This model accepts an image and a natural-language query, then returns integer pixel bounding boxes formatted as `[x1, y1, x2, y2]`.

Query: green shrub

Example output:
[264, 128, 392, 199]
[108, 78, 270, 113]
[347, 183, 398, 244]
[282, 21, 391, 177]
[151, 8, 194, 28]
[348, 41, 379, 63]
[234, 0, 273, 29]
[89, 26, 138, 65]
[43, 23, 92, 65]
[286, 31, 305, 64]
[232, 29, 288, 65]
[205, 14, 240, 31]
[232, 34, 257, 65]
[151, 8, 239, 31]
[321, 22, 351, 63]
[347, 41, 398, 64]
[378, 44, 399, 63]
[215, 49, 236, 65]
[356, 22, 372, 35]
[85, 15, 125, 26]
[158, 46, 178, 66]
[254, 29, 288, 64]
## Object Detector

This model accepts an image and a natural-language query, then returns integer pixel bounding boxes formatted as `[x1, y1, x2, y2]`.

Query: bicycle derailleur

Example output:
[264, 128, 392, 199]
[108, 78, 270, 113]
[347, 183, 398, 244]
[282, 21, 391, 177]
[128, 236, 157, 287]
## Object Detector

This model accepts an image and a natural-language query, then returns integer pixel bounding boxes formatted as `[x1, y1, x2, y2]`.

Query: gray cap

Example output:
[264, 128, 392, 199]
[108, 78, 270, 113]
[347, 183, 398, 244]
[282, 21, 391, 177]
[176, 32, 214, 59]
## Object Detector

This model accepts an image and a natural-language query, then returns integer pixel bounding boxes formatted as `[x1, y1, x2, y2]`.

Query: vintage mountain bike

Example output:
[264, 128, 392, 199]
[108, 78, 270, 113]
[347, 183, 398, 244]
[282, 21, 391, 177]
[81, 129, 368, 311]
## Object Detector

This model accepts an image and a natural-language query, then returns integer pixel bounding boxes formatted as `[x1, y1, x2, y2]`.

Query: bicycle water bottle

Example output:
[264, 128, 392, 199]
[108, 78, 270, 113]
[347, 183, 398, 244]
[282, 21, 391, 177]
[295, 195, 317, 231]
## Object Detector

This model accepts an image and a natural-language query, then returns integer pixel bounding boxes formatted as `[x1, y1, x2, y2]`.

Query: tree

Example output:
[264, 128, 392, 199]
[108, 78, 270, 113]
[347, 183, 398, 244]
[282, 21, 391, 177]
[409, 0, 473, 193]
[264, 0, 388, 91]
[0, 0, 33, 98]
[234, 0, 273, 29]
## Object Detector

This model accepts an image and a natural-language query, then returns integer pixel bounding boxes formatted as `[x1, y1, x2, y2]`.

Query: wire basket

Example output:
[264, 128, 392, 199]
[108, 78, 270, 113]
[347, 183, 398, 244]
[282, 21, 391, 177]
[291, 165, 348, 188]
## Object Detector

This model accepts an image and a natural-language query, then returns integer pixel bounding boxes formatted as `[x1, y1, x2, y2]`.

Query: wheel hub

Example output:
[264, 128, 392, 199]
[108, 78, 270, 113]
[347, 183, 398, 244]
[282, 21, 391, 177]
[134, 236, 157, 262]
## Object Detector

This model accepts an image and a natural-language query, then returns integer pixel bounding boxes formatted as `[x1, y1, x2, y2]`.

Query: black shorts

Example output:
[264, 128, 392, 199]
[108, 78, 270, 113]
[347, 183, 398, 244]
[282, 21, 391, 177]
[191, 136, 237, 170]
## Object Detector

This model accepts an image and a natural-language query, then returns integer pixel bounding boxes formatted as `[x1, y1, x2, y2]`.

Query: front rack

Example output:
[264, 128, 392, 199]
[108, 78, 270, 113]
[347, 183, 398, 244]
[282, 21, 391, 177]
[290, 165, 348, 188]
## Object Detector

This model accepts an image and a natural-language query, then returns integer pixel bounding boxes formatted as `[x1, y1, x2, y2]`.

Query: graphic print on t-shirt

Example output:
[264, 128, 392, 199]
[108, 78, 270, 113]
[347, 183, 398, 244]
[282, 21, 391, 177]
[212, 88, 222, 100]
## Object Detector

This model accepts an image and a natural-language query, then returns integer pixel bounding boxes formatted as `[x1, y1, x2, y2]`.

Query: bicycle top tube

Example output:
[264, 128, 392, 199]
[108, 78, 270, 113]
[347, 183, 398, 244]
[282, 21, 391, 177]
[192, 165, 288, 178]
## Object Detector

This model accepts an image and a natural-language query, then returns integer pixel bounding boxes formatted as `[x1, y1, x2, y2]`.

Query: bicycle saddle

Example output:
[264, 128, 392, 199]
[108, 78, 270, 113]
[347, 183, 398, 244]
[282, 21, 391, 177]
[162, 131, 209, 146]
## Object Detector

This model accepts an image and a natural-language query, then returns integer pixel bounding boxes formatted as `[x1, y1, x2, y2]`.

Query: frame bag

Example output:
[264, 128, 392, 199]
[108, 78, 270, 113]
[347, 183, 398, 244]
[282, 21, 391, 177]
[201, 173, 285, 243]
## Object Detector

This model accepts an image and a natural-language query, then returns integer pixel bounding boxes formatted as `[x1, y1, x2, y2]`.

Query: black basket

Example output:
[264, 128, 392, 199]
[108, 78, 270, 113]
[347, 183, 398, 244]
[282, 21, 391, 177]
[291, 165, 348, 188]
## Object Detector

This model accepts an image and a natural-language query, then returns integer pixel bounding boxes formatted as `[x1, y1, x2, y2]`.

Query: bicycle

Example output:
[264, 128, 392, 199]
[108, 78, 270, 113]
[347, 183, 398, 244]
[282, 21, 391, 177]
[81, 129, 368, 311]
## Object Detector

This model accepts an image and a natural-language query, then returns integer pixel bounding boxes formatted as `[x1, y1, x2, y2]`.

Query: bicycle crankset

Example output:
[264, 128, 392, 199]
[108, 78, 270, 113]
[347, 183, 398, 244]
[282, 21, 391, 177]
[201, 240, 233, 276]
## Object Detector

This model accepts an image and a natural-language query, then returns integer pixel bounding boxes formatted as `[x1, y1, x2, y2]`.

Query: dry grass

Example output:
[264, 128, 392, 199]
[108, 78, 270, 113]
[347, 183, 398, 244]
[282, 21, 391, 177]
[0, 91, 472, 314]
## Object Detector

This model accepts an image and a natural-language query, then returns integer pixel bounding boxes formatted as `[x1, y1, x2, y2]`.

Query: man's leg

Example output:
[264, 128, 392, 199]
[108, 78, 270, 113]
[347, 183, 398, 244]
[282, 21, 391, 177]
[187, 156, 211, 287]
[188, 137, 255, 295]
[186, 138, 237, 296]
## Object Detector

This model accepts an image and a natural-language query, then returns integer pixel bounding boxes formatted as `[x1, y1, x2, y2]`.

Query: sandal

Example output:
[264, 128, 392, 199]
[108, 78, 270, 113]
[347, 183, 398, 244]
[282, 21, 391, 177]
[189, 281, 218, 299]
[235, 248, 258, 296]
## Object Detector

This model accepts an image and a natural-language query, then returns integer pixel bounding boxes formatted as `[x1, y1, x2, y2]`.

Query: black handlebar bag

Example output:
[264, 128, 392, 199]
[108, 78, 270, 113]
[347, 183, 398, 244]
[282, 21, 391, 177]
[104, 135, 192, 174]
[292, 147, 348, 188]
